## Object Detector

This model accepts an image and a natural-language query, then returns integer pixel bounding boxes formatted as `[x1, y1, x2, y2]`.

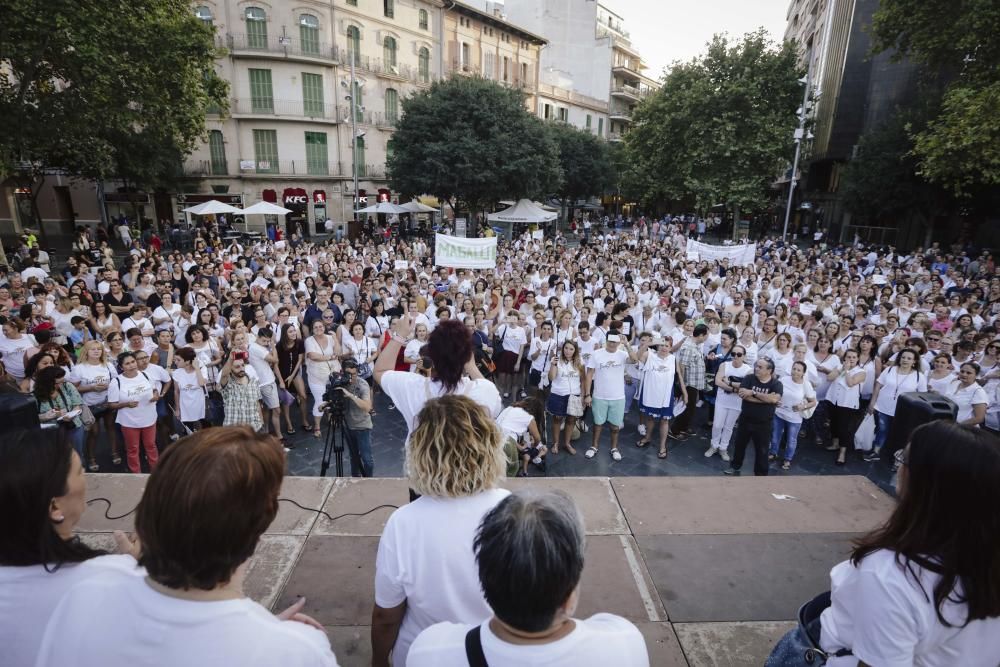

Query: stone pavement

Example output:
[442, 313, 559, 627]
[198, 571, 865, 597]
[78, 473, 894, 666]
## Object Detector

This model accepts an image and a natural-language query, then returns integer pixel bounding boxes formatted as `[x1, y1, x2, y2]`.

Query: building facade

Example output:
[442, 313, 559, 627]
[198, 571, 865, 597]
[182, 0, 444, 235]
[597, 3, 657, 143]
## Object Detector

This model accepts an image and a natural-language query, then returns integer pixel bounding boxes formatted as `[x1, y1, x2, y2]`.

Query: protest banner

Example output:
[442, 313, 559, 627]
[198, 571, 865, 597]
[434, 234, 498, 269]
[686, 240, 757, 266]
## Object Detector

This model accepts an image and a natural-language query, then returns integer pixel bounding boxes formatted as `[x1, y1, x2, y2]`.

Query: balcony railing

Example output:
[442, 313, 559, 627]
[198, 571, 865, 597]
[611, 84, 650, 100]
[609, 108, 632, 121]
[230, 97, 338, 120]
[607, 131, 624, 142]
[537, 83, 606, 110]
[223, 32, 340, 62]
[336, 106, 398, 128]
[342, 51, 435, 85]
[233, 159, 387, 179]
[447, 60, 534, 89]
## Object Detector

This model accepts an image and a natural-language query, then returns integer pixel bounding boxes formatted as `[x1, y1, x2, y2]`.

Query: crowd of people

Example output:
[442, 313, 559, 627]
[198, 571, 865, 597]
[0, 219, 997, 477]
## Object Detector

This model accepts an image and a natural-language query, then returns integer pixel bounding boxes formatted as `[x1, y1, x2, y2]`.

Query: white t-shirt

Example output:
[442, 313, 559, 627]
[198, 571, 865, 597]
[107, 372, 158, 428]
[716, 361, 753, 411]
[497, 406, 533, 442]
[380, 371, 502, 439]
[172, 366, 207, 422]
[820, 549, 1000, 667]
[775, 377, 811, 424]
[497, 324, 527, 354]
[947, 380, 988, 424]
[529, 337, 557, 373]
[143, 363, 172, 393]
[152, 303, 181, 331]
[587, 348, 629, 401]
[874, 368, 928, 416]
[69, 362, 118, 406]
[408, 614, 649, 667]
[640, 353, 677, 408]
[249, 342, 277, 386]
[549, 360, 582, 396]
[36, 567, 338, 667]
[0, 334, 36, 379]
[0, 555, 139, 667]
[374, 488, 511, 667]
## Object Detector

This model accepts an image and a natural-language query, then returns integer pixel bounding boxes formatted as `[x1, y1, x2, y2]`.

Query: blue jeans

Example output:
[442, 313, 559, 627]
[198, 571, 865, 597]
[624, 379, 638, 413]
[347, 428, 374, 477]
[765, 619, 821, 666]
[874, 411, 893, 451]
[769, 416, 802, 461]
[66, 425, 85, 459]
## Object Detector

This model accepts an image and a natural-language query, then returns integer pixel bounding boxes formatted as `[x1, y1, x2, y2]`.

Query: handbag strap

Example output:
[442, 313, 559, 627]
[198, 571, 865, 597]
[464, 625, 489, 667]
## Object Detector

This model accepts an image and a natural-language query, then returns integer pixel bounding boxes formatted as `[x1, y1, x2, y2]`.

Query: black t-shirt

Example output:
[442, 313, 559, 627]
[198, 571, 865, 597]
[739, 374, 782, 422]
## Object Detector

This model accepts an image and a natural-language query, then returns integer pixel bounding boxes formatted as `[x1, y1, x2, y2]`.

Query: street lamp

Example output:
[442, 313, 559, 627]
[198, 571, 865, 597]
[342, 55, 365, 225]
[782, 66, 812, 243]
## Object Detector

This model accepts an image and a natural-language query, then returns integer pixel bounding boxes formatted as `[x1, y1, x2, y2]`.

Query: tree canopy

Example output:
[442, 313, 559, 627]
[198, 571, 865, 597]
[544, 121, 613, 203]
[387, 75, 562, 215]
[871, 0, 1000, 193]
[622, 30, 801, 214]
[0, 0, 227, 199]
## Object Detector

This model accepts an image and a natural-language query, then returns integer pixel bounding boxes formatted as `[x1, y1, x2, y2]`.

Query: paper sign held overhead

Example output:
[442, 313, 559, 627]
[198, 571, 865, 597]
[394, 260, 408, 271]
[685, 278, 702, 290]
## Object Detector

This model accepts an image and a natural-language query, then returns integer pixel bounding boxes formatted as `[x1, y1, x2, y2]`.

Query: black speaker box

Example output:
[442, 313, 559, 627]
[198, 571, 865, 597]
[0, 392, 40, 432]
[886, 391, 957, 456]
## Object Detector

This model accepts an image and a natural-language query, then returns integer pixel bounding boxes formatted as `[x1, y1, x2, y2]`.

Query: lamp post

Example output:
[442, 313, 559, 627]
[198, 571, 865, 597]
[344, 53, 363, 226]
[782, 67, 812, 243]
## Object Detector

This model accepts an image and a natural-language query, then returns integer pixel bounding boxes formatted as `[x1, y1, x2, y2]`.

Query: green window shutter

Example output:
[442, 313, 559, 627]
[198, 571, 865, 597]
[384, 37, 397, 68]
[419, 9, 428, 30]
[208, 131, 227, 174]
[245, 8, 267, 49]
[248, 68, 273, 113]
[384, 0, 394, 19]
[352, 81, 363, 122]
[355, 137, 366, 177]
[253, 129, 279, 173]
[346, 27, 361, 65]
[385, 89, 398, 123]
[598, 117, 604, 137]
[586, 114, 592, 129]
[302, 73, 324, 117]
[418, 48, 430, 83]
[305, 132, 328, 175]
[299, 15, 319, 55]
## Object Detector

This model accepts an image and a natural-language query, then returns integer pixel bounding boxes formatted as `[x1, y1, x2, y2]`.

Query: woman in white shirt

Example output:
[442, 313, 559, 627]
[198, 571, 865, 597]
[866, 349, 927, 462]
[927, 353, 956, 394]
[304, 318, 341, 437]
[172, 347, 207, 431]
[69, 341, 120, 471]
[0, 429, 139, 667]
[151, 292, 180, 332]
[709, 344, 753, 461]
[497, 398, 546, 477]
[546, 340, 585, 456]
[636, 335, 687, 460]
[739, 326, 759, 364]
[106, 351, 161, 474]
[342, 321, 378, 383]
[769, 360, 817, 470]
[767, 421, 1000, 666]
[494, 310, 528, 399]
[827, 349, 867, 466]
[366, 299, 390, 350]
[372, 395, 509, 667]
[948, 362, 988, 427]
[527, 321, 557, 395]
[0, 317, 36, 381]
[402, 324, 430, 373]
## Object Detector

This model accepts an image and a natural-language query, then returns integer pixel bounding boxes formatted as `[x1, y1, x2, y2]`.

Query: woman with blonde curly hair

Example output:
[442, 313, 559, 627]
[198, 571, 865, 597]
[371, 395, 509, 667]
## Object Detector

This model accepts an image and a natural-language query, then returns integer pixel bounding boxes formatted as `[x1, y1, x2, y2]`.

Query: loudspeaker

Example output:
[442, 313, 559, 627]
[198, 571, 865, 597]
[887, 392, 957, 456]
[0, 392, 40, 431]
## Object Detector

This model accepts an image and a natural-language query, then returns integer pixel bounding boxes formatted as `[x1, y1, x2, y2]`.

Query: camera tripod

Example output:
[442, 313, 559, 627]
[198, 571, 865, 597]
[319, 406, 363, 477]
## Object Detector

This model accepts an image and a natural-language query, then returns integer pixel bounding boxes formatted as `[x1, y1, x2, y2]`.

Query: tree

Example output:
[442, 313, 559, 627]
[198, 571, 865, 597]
[544, 122, 613, 212]
[0, 0, 228, 240]
[623, 30, 801, 224]
[387, 76, 562, 224]
[871, 0, 1000, 193]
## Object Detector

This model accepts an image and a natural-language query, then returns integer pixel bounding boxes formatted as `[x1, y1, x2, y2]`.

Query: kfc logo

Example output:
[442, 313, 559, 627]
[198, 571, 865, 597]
[284, 195, 308, 205]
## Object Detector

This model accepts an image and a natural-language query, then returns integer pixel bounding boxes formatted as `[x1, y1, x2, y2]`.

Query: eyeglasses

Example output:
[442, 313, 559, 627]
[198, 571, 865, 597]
[732, 352, 745, 357]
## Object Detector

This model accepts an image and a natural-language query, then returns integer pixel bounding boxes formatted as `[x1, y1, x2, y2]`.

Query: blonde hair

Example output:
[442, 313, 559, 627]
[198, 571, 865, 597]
[78, 340, 108, 366]
[408, 395, 505, 498]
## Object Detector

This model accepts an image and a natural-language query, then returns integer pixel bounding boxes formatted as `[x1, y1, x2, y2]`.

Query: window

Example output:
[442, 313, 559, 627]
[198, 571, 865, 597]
[461, 42, 470, 69]
[299, 15, 319, 55]
[521, 63, 528, 85]
[248, 68, 273, 113]
[195, 5, 213, 25]
[346, 0, 356, 5]
[543, 103, 551, 120]
[383, 36, 397, 68]
[302, 73, 324, 117]
[483, 52, 494, 79]
[418, 9, 428, 30]
[208, 130, 226, 174]
[354, 136, 366, 177]
[418, 47, 430, 83]
[558, 107, 568, 122]
[253, 129, 278, 173]
[586, 114, 592, 130]
[502, 56, 509, 82]
[346, 26, 361, 65]
[385, 88, 398, 123]
[384, 0, 394, 19]
[245, 7, 267, 49]
[597, 117, 604, 137]
[352, 81, 363, 122]
[386, 138, 395, 164]
[305, 132, 329, 175]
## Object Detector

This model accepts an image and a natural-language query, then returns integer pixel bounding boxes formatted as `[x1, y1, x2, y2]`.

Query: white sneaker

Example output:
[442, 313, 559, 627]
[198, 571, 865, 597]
[519, 390, 528, 398]
[720, 450, 731, 462]
[611, 449, 622, 461]
[696, 399, 704, 408]
[585, 448, 597, 459]
[532, 456, 542, 465]
[704, 446, 716, 458]
[637, 424, 647, 437]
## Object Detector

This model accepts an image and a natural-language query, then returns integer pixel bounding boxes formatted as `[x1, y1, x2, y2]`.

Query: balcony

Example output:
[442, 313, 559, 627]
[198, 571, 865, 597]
[185, 160, 230, 177]
[342, 51, 434, 86]
[234, 160, 387, 180]
[609, 108, 632, 123]
[337, 106, 398, 129]
[611, 84, 649, 102]
[222, 32, 339, 64]
[537, 83, 607, 112]
[612, 62, 642, 82]
[607, 131, 624, 142]
[230, 98, 338, 122]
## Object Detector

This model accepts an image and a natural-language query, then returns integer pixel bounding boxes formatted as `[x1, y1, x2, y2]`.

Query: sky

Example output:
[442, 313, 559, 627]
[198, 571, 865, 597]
[609, 0, 791, 80]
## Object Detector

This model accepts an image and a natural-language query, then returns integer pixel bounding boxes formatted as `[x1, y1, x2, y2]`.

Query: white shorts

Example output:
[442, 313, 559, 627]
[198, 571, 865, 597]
[259, 382, 280, 410]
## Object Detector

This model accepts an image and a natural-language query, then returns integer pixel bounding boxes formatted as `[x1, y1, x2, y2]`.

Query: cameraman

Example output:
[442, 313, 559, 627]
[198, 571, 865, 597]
[322, 358, 374, 477]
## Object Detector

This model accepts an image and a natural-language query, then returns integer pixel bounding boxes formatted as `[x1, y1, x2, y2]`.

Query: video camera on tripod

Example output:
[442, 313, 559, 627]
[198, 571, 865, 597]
[322, 371, 352, 417]
[318, 359, 362, 477]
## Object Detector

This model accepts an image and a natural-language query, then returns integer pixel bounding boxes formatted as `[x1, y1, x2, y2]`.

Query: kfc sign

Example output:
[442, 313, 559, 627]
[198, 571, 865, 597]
[285, 194, 308, 204]
[282, 187, 308, 208]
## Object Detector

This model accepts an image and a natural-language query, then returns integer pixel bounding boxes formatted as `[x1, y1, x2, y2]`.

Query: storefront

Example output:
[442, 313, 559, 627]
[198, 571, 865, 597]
[282, 187, 308, 238]
[312, 190, 327, 235]
[176, 193, 244, 229]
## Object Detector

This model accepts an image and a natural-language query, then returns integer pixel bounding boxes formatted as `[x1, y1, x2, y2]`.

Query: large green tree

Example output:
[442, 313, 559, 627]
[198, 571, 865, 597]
[387, 76, 562, 223]
[871, 0, 1000, 193]
[544, 121, 613, 207]
[623, 30, 801, 221]
[0, 0, 228, 238]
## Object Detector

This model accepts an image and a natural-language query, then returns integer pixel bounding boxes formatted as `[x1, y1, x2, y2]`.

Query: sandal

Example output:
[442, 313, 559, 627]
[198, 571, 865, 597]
[781, 460, 791, 470]
[88, 459, 100, 472]
[585, 447, 598, 459]
[313, 429, 322, 438]
[566, 445, 577, 455]
[286, 428, 296, 435]
[658, 450, 668, 459]
[111, 453, 122, 466]
[636, 439, 651, 448]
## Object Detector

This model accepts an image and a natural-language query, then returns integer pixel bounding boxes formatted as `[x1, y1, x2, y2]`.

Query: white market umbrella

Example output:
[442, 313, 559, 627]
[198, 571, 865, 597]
[356, 201, 410, 215]
[242, 201, 292, 216]
[182, 200, 243, 215]
[487, 198, 557, 224]
[400, 200, 438, 213]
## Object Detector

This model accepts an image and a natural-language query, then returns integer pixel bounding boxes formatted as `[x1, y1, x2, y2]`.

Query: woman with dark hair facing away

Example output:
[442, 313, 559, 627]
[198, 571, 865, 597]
[375, 317, 501, 442]
[0, 429, 139, 667]
[35, 427, 339, 666]
[34, 366, 87, 459]
[767, 421, 1000, 665]
[408, 490, 648, 666]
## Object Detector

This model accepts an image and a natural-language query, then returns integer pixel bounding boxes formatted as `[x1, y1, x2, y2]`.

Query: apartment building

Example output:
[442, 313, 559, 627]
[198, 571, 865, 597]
[181, 0, 443, 233]
[598, 4, 657, 143]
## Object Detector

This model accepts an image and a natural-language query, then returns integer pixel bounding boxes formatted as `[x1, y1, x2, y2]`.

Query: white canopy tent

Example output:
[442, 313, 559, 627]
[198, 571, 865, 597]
[356, 201, 410, 215]
[240, 201, 292, 234]
[181, 199, 243, 230]
[400, 200, 438, 213]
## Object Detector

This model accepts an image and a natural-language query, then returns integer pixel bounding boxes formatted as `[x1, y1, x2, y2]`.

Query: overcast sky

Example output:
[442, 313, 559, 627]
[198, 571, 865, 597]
[609, 0, 790, 80]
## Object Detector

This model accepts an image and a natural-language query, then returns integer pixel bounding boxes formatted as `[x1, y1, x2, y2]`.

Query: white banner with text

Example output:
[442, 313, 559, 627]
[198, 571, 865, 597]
[686, 240, 757, 266]
[434, 234, 498, 269]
